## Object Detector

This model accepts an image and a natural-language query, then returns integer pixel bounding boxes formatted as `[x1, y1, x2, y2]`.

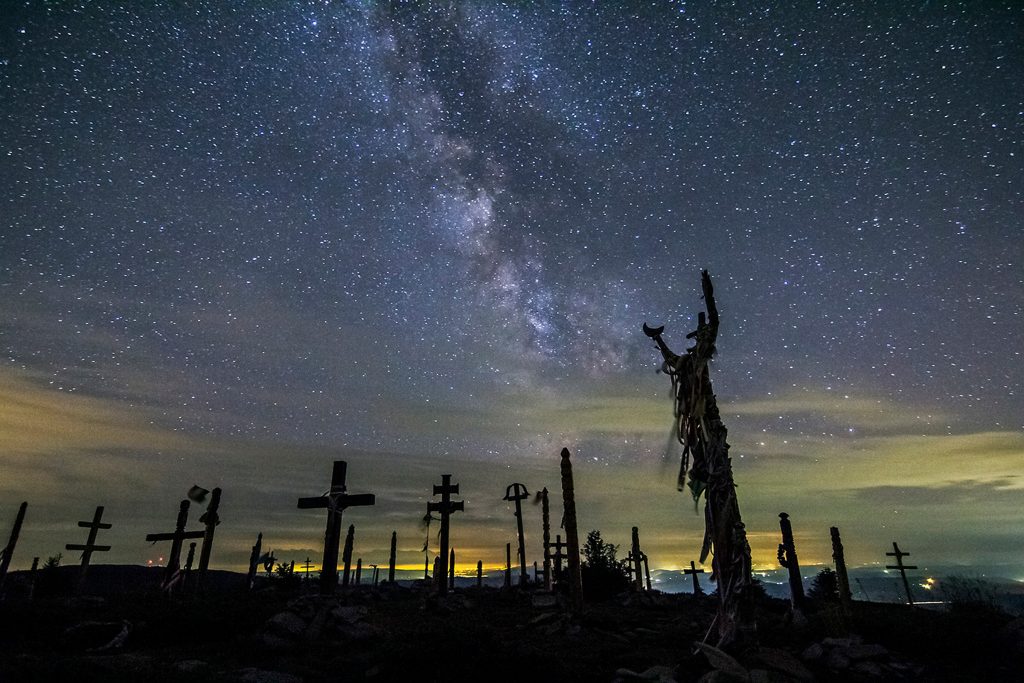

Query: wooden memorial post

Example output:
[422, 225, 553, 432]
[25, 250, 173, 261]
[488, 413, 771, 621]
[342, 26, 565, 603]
[388, 530, 397, 583]
[541, 487, 552, 590]
[0, 501, 27, 596]
[644, 270, 754, 647]
[27, 557, 39, 601]
[427, 474, 463, 597]
[296, 461, 376, 595]
[777, 512, 805, 610]
[504, 542, 512, 588]
[477, 560, 483, 588]
[550, 534, 567, 585]
[65, 505, 112, 594]
[631, 527, 644, 591]
[503, 483, 530, 587]
[247, 533, 263, 590]
[355, 557, 362, 585]
[559, 448, 583, 614]
[342, 524, 356, 587]
[685, 560, 705, 595]
[146, 500, 204, 591]
[194, 487, 222, 591]
[831, 526, 853, 614]
[642, 552, 652, 591]
[885, 542, 917, 607]
[448, 547, 455, 590]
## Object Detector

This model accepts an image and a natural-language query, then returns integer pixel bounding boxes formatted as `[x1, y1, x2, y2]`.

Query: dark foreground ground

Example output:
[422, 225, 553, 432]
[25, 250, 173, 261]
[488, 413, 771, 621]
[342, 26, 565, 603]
[1, 566, 1022, 682]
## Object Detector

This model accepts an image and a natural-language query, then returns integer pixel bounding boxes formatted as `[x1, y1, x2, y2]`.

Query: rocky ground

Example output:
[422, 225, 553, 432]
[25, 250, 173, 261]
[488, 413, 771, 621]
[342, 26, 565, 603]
[0, 570, 1022, 681]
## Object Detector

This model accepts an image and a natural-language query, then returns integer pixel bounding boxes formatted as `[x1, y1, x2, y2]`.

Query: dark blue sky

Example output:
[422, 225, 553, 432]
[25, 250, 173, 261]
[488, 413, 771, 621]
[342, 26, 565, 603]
[1, 2, 1021, 576]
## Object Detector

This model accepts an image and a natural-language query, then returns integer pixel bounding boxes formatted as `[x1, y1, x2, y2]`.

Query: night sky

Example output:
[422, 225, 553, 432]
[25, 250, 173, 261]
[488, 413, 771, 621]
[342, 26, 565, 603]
[2, 2, 1022, 582]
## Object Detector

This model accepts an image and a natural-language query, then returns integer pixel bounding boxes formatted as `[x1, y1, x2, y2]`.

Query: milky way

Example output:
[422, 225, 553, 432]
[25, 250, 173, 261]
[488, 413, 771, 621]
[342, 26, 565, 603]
[1, 2, 1022, 573]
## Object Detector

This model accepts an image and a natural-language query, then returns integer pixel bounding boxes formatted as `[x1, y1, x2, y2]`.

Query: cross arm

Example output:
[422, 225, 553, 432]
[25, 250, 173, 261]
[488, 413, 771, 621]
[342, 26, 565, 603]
[297, 496, 329, 510]
[78, 521, 113, 529]
[66, 543, 112, 552]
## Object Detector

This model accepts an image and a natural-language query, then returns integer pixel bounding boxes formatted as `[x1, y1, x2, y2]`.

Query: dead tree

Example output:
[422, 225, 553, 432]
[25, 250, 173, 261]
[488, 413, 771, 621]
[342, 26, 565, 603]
[644, 270, 754, 648]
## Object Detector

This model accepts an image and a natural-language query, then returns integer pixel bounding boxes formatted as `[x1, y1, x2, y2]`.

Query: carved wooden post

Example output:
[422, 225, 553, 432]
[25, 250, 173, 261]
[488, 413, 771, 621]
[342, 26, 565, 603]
[504, 542, 512, 588]
[355, 557, 362, 585]
[247, 533, 263, 590]
[0, 501, 27, 596]
[830, 526, 853, 614]
[65, 505, 112, 594]
[448, 548, 455, 590]
[195, 487, 222, 591]
[388, 530, 397, 583]
[183, 542, 197, 588]
[685, 560, 705, 594]
[560, 448, 583, 614]
[777, 513, 805, 609]
[541, 487, 552, 590]
[631, 527, 644, 591]
[886, 542, 917, 607]
[642, 553, 652, 591]
[296, 461, 375, 595]
[27, 556, 39, 601]
[477, 560, 483, 588]
[644, 270, 754, 647]
[428, 474, 463, 597]
[551, 534, 566, 585]
[342, 525, 355, 587]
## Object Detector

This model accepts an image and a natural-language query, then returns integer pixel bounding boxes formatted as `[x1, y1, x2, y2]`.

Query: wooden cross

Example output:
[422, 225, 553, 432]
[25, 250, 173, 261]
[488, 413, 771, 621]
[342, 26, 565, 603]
[302, 556, 314, 579]
[427, 474, 463, 597]
[146, 500, 204, 590]
[503, 483, 530, 587]
[684, 560, 705, 594]
[296, 460, 375, 595]
[65, 505, 112, 593]
[885, 541, 918, 606]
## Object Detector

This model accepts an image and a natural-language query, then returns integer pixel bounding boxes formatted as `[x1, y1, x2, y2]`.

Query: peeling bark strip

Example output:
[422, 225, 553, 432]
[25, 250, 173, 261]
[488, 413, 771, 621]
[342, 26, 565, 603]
[644, 270, 754, 648]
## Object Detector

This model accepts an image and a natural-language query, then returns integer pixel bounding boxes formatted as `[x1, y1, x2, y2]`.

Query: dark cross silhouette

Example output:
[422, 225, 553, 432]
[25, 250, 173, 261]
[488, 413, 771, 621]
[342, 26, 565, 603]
[685, 560, 705, 594]
[297, 461, 375, 595]
[427, 474, 463, 597]
[885, 542, 918, 607]
[503, 483, 530, 587]
[302, 557, 314, 580]
[65, 505, 112, 594]
[146, 500, 204, 591]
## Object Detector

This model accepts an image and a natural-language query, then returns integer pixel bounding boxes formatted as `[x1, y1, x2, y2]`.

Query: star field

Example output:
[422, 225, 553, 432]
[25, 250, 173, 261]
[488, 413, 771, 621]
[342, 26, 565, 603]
[1, 2, 1022, 574]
